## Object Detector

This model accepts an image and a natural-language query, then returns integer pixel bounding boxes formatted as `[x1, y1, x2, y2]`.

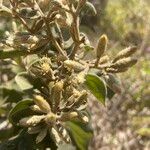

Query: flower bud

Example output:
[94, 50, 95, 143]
[113, 46, 137, 63]
[64, 60, 85, 72]
[30, 105, 43, 113]
[45, 113, 57, 125]
[50, 127, 61, 145]
[28, 126, 42, 134]
[28, 57, 55, 81]
[99, 55, 110, 64]
[96, 34, 108, 60]
[36, 128, 47, 143]
[106, 67, 128, 73]
[60, 111, 78, 121]
[34, 95, 51, 113]
[62, 94, 76, 111]
[19, 115, 45, 127]
[52, 80, 64, 112]
[58, 126, 71, 143]
[74, 90, 88, 108]
[111, 57, 137, 69]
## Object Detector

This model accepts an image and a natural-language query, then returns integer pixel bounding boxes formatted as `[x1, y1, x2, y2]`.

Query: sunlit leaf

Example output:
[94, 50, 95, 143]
[67, 121, 93, 150]
[0, 79, 23, 102]
[85, 74, 107, 105]
[15, 72, 33, 91]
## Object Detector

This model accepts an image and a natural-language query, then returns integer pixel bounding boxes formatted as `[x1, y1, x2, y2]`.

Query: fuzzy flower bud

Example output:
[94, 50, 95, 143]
[52, 80, 64, 112]
[113, 46, 137, 63]
[34, 95, 51, 113]
[96, 34, 108, 60]
[64, 60, 85, 72]
[19, 115, 45, 127]
[99, 55, 110, 64]
[110, 57, 137, 69]
[60, 111, 78, 121]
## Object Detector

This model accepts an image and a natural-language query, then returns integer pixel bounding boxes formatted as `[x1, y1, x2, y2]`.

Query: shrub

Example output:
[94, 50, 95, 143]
[0, 0, 137, 149]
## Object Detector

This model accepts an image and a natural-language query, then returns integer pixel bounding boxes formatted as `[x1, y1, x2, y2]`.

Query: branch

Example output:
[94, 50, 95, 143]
[34, 0, 68, 59]
[69, 15, 80, 59]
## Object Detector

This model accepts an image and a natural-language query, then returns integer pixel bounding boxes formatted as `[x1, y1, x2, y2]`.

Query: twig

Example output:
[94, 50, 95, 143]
[69, 14, 80, 59]
[34, 0, 68, 59]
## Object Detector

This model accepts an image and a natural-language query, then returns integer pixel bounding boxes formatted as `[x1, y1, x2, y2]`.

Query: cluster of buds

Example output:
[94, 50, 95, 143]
[19, 89, 88, 144]
[94, 35, 137, 74]
[0, 0, 137, 147]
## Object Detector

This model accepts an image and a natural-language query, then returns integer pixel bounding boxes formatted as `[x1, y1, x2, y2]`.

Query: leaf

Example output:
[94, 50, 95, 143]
[0, 130, 35, 150]
[0, 79, 23, 102]
[57, 143, 76, 150]
[84, 45, 94, 52]
[9, 99, 33, 125]
[82, 2, 97, 16]
[88, 68, 102, 75]
[66, 121, 93, 150]
[105, 74, 122, 94]
[64, 38, 74, 49]
[0, 125, 14, 141]
[36, 128, 47, 144]
[85, 74, 107, 105]
[15, 72, 33, 91]
[107, 86, 115, 100]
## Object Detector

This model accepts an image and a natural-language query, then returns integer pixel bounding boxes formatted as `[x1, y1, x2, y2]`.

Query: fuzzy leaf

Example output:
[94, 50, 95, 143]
[58, 143, 76, 150]
[0, 79, 23, 103]
[15, 72, 33, 91]
[85, 74, 107, 105]
[0, 130, 35, 150]
[9, 99, 33, 125]
[83, 2, 97, 16]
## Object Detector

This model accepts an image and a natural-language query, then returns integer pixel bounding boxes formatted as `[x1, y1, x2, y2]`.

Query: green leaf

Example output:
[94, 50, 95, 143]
[9, 99, 33, 125]
[0, 124, 14, 141]
[15, 72, 33, 91]
[0, 130, 35, 150]
[85, 74, 107, 105]
[107, 86, 115, 100]
[67, 121, 93, 150]
[0, 79, 23, 103]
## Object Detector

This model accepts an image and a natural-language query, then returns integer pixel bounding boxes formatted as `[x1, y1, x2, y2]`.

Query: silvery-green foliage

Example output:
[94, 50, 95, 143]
[0, 0, 137, 149]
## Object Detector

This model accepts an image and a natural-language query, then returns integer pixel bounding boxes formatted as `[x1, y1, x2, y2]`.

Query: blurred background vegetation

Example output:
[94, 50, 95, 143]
[0, 0, 150, 149]
[81, 0, 150, 149]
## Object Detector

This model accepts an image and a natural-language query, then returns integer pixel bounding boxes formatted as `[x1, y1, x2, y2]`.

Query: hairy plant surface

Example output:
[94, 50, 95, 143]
[0, 0, 138, 149]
